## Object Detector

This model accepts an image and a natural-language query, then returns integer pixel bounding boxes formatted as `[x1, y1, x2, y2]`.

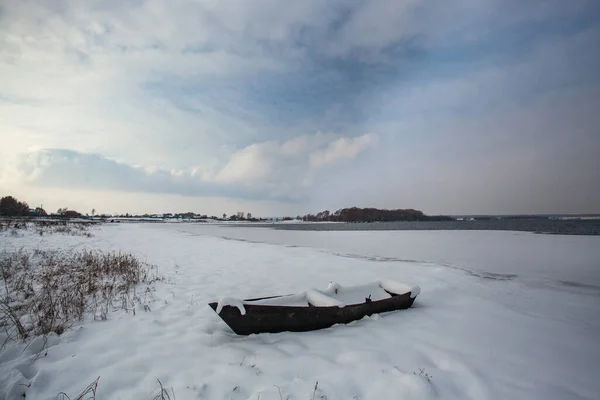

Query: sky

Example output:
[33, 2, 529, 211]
[1, 0, 599, 217]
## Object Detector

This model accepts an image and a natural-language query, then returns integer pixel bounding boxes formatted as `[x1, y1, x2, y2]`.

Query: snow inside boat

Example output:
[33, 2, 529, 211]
[208, 280, 420, 335]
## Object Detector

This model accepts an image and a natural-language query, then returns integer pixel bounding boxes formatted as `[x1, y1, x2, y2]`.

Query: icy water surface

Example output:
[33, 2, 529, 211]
[241, 219, 600, 235]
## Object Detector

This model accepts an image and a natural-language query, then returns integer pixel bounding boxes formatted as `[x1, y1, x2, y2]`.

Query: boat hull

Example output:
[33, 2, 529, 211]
[209, 290, 416, 335]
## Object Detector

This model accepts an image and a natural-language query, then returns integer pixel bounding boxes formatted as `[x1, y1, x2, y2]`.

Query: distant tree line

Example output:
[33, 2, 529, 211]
[0, 195, 79, 218]
[0, 196, 31, 217]
[56, 208, 82, 218]
[2, 194, 453, 223]
[300, 207, 454, 222]
[0, 196, 50, 217]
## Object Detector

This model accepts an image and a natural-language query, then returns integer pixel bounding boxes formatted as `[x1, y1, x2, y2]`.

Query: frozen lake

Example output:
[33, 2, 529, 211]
[167, 223, 600, 288]
[1, 223, 599, 399]
[234, 219, 600, 235]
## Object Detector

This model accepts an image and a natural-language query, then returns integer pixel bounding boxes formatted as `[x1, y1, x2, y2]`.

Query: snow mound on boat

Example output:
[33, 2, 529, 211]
[216, 297, 246, 315]
[306, 290, 345, 307]
[327, 281, 342, 293]
[220, 279, 420, 308]
[380, 280, 420, 298]
[243, 292, 309, 307]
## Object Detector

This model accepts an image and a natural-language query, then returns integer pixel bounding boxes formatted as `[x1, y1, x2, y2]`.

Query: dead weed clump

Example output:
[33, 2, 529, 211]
[49, 222, 94, 237]
[0, 248, 163, 344]
[0, 219, 97, 237]
[54, 377, 100, 400]
[152, 379, 175, 400]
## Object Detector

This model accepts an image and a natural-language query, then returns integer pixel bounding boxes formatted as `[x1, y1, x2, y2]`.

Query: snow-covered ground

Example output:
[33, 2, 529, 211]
[1, 223, 599, 399]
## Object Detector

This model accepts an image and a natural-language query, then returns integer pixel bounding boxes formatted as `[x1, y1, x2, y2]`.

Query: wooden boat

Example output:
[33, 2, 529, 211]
[208, 280, 420, 335]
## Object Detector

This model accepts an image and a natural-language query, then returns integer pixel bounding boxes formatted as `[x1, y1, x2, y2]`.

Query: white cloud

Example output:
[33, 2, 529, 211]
[214, 143, 277, 184]
[1, 132, 377, 202]
[0, 0, 309, 168]
[309, 133, 378, 169]
[215, 133, 377, 185]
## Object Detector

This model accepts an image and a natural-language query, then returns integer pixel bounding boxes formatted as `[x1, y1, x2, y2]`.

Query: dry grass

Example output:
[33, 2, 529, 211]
[55, 377, 100, 400]
[0, 247, 163, 344]
[56, 377, 178, 400]
[152, 379, 176, 400]
[0, 219, 98, 237]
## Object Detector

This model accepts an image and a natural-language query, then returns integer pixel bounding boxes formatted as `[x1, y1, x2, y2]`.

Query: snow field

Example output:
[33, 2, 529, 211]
[1, 223, 599, 399]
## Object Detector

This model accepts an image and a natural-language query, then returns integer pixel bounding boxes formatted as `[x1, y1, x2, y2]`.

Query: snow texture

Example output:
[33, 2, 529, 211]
[306, 290, 345, 307]
[1, 223, 599, 400]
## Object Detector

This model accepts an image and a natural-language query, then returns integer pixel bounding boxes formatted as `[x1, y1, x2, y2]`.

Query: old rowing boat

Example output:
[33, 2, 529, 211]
[208, 280, 420, 335]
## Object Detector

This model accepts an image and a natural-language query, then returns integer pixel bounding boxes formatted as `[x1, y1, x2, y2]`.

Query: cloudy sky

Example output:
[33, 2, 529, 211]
[1, 0, 599, 217]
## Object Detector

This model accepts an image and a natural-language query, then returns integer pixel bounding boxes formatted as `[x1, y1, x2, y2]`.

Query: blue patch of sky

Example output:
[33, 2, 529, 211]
[419, 6, 600, 75]
[181, 43, 217, 54]
[143, 3, 599, 139]
[363, 8, 600, 122]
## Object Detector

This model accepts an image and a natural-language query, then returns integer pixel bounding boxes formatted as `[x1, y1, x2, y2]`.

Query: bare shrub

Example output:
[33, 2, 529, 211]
[0, 248, 163, 343]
